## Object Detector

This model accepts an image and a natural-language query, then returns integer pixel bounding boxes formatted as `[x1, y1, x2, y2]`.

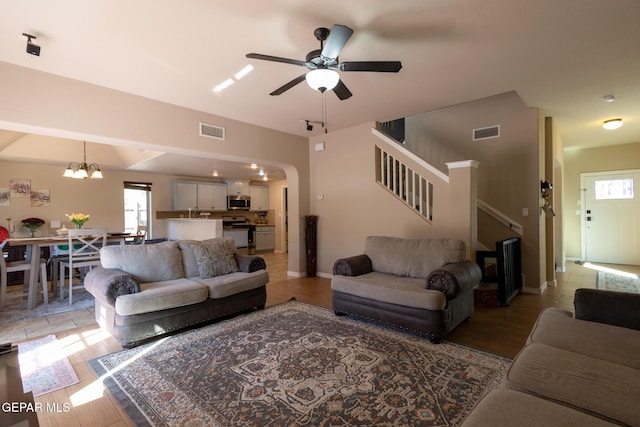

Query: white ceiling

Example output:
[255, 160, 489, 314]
[1, 0, 640, 179]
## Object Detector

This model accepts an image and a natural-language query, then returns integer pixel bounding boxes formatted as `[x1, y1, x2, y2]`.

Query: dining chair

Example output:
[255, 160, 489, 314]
[1, 241, 48, 310]
[59, 228, 107, 305]
[126, 225, 147, 245]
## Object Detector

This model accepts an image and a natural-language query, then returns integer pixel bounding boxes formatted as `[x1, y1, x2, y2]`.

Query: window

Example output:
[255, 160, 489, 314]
[124, 181, 152, 236]
[595, 179, 634, 200]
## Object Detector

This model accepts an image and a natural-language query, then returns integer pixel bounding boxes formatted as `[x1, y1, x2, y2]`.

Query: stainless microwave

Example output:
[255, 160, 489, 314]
[227, 195, 250, 210]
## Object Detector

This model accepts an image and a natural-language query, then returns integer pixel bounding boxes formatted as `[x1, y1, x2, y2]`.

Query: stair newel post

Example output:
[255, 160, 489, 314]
[305, 215, 318, 277]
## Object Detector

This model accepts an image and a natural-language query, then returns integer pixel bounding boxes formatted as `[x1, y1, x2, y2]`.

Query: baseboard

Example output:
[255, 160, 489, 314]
[287, 270, 305, 278]
[522, 282, 547, 295]
[317, 271, 333, 279]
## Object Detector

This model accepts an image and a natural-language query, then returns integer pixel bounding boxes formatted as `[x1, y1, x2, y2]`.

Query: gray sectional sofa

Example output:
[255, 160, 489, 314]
[331, 236, 482, 343]
[85, 237, 268, 347]
[462, 288, 640, 426]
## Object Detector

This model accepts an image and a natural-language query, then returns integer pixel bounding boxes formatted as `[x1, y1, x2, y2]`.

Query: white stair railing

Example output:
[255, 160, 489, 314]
[375, 145, 434, 222]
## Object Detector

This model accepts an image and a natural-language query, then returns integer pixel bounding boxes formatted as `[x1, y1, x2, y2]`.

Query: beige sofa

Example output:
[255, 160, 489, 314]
[462, 288, 640, 426]
[331, 236, 482, 343]
[85, 237, 268, 347]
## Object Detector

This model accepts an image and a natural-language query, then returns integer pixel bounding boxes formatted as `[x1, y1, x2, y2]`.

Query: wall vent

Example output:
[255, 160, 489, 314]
[473, 125, 500, 141]
[199, 122, 225, 140]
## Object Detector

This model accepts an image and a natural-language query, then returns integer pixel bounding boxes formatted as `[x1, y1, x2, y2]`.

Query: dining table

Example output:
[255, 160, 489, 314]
[3, 233, 144, 310]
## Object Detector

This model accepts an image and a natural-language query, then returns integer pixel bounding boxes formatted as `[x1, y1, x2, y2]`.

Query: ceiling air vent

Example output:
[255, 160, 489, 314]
[199, 122, 225, 140]
[473, 125, 500, 141]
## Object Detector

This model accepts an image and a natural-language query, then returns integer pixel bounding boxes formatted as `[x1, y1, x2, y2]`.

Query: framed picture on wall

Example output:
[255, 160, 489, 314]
[0, 188, 9, 206]
[31, 189, 50, 207]
[9, 179, 31, 198]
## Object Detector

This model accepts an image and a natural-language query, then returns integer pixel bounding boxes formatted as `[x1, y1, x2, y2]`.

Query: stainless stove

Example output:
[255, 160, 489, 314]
[222, 216, 256, 253]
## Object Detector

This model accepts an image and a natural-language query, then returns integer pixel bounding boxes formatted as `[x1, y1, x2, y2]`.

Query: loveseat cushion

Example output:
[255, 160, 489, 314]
[504, 342, 640, 426]
[177, 237, 238, 278]
[114, 278, 209, 316]
[364, 236, 466, 278]
[192, 238, 239, 278]
[100, 241, 185, 283]
[527, 307, 640, 370]
[191, 270, 269, 299]
[331, 272, 447, 311]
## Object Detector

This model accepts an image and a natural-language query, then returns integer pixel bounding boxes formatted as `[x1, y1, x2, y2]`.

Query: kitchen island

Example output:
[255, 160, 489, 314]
[165, 218, 223, 241]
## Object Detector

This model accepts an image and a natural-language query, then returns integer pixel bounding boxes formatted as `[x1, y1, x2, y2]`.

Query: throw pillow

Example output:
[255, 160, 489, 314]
[192, 239, 239, 278]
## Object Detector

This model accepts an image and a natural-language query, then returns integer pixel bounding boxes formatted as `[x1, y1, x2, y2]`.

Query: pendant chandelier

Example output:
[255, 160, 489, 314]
[63, 141, 104, 179]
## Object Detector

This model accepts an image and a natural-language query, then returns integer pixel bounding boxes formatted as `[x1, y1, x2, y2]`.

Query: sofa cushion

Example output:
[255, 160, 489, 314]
[331, 272, 447, 311]
[114, 278, 209, 316]
[192, 238, 239, 278]
[178, 237, 238, 278]
[461, 389, 618, 427]
[191, 270, 269, 299]
[100, 241, 185, 283]
[364, 236, 466, 278]
[504, 342, 640, 426]
[527, 307, 640, 370]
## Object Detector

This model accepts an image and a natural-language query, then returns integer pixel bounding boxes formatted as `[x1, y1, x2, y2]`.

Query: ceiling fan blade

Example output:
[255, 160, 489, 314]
[333, 80, 353, 100]
[339, 61, 403, 72]
[269, 74, 307, 96]
[321, 24, 353, 60]
[246, 53, 306, 67]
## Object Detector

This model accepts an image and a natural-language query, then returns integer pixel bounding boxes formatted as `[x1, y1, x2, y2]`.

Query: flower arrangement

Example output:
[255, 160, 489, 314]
[66, 213, 90, 228]
[21, 217, 45, 237]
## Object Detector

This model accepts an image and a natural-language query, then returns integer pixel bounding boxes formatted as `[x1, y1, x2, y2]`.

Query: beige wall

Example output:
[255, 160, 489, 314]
[0, 62, 309, 273]
[0, 160, 175, 237]
[309, 122, 455, 277]
[563, 141, 640, 259]
[404, 92, 543, 291]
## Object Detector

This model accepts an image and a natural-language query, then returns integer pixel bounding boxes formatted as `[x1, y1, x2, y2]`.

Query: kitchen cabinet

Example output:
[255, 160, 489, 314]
[197, 183, 227, 211]
[173, 181, 227, 211]
[173, 181, 198, 210]
[255, 225, 275, 252]
[225, 179, 250, 196]
[250, 185, 269, 211]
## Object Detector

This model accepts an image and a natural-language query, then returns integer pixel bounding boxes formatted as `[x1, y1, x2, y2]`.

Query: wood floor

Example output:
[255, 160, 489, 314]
[3, 254, 633, 427]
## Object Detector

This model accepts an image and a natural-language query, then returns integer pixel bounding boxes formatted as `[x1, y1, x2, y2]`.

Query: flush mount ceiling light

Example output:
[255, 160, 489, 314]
[603, 118, 623, 130]
[63, 141, 104, 179]
[305, 68, 340, 92]
[602, 94, 616, 103]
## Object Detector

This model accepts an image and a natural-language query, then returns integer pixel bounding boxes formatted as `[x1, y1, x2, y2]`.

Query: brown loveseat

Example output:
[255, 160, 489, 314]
[331, 236, 482, 343]
[85, 238, 268, 347]
[462, 288, 640, 426]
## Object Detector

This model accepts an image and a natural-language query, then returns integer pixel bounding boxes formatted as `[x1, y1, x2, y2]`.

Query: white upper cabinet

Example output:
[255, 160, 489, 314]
[197, 183, 228, 211]
[225, 179, 250, 196]
[174, 180, 228, 211]
[250, 185, 269, 211]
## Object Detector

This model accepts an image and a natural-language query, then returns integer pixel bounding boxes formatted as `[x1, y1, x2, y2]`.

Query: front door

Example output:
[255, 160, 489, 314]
[581, 170, 640, 265]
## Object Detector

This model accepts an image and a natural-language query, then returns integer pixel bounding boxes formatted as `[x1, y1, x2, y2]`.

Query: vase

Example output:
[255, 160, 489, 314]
[75, 223, 82, 229]
[30, 230, 36, 238]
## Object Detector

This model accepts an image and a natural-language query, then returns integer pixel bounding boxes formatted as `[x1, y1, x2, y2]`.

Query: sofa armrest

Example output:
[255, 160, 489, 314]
[333, 254, 373, 276]
[84, 266, 141, 306]
[574, 288, 640, 330]
[426, 261, 482, 300]
[235, 254, 266, 273]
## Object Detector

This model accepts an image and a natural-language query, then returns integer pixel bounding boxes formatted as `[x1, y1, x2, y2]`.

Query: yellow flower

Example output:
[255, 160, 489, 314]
[66, 213, 90, 227]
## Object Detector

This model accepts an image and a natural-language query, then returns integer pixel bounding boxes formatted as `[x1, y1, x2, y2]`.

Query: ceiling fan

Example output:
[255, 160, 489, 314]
[246, 24, 402, 100]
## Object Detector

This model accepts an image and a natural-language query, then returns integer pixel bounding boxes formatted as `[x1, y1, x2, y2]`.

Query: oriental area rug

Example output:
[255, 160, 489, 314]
[18, 334, 79, 397]
[596, 271, 640, 294]
[89, 301, 510, 426]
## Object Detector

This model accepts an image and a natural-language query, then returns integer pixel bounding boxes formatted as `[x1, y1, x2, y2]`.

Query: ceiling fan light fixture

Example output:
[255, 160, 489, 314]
[603, 118, 623, 130]
[306, 69, 339, 92]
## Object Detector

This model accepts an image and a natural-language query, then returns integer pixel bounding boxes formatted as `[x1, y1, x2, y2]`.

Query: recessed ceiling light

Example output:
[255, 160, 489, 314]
[603, 118, 623, 130]
[250, 163, 258, 169]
